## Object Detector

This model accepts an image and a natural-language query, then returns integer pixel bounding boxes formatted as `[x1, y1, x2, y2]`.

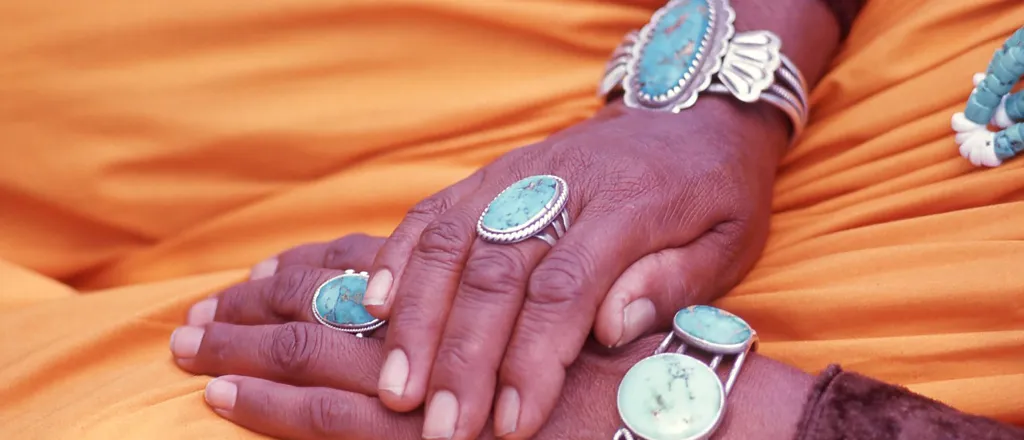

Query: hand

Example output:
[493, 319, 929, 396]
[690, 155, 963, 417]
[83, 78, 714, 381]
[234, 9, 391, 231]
[177, 234, 631, 439]
[337, 97, 787, 439]
[176, 234, 812, 439]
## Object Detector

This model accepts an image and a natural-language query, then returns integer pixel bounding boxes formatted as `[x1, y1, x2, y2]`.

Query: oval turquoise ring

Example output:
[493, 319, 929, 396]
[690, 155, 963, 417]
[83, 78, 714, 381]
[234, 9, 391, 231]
[477, 175, 571, 246]
[311, 270, 386, 337]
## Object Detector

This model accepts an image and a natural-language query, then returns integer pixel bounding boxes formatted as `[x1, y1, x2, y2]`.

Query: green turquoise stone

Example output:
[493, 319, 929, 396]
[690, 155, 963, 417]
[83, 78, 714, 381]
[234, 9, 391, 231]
[674, 305, 752, 347]
[617, 353, 724, 440]
[636, 0, 712, 97]
[481, 176, 560, 233]
[314, 275, 375, 327]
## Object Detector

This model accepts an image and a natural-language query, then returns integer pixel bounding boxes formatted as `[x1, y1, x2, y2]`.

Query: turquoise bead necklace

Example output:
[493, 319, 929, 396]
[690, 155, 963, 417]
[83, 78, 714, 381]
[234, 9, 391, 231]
[953, 26, 1024, 167]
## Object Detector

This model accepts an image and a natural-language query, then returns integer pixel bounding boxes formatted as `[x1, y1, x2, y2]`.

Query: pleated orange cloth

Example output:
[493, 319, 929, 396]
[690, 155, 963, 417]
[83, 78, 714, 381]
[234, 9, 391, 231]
[1, 0, 1023, 438]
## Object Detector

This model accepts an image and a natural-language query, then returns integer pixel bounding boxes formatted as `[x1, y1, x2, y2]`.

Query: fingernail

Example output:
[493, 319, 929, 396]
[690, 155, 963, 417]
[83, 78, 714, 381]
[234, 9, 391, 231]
[205, 378, 238, 411]
[616, 298, 656, 347]
[250, 257, 279, 280]
[170, 326, 205, 358]
[363, 269, 393, 306]
[187, 298, 218, 326]
[422, 390, 459, 439]
[378, 349, 409, 397]
[495, 387, 521, 437]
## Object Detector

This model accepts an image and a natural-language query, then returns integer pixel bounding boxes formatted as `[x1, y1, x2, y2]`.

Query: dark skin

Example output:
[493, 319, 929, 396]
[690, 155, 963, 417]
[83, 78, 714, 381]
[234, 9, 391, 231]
[177, 0, 841, 437]
[173, 236, 815, 439]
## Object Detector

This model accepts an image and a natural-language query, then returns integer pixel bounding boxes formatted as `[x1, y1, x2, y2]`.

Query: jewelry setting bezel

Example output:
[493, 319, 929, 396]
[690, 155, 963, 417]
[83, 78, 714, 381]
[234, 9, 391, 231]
[476, 175, 569, 244]
[311, 269, 386, 336]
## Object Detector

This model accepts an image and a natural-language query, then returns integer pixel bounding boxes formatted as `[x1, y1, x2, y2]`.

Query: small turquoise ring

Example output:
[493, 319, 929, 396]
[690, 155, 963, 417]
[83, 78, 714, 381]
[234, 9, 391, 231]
[311, 270, 386, 338]
[477, 175, 571, 246]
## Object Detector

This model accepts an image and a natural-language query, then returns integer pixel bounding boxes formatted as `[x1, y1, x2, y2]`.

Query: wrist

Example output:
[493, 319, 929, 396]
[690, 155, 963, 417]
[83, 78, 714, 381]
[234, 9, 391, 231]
[601, 0, 842, 161]
[600, 95, 791, 165]
[619, 333, 814, 440]
[731, 0, 841, 89]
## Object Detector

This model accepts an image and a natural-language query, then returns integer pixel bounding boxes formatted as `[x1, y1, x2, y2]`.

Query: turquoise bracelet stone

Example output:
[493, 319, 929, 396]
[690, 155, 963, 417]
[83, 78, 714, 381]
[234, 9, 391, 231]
[673, 305, 753, 353]
[615, 305, 756, 440]
[635, 0, 712, 98]
[617, 353, 725, 440]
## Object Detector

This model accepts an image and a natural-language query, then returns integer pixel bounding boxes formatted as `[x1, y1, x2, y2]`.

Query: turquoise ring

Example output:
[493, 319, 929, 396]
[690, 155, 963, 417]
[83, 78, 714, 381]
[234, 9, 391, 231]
[613, 305, 757, 440]
[477, 175, 570, 246]
[311, 270, 385, 337]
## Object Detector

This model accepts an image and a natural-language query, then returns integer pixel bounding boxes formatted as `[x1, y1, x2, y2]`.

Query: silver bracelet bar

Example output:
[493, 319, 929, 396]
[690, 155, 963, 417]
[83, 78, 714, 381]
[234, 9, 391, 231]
[706, 53, 808, 141]
[612, 306, 758, 440]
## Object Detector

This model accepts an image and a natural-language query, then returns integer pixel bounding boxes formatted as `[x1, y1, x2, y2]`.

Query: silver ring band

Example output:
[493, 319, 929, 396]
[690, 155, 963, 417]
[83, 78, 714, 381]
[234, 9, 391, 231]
[533, 209, 571, 246]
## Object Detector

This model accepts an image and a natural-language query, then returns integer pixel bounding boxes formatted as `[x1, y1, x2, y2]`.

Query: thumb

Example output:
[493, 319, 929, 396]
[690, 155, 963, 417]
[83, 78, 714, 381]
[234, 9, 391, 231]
[593, 227, 749, 347]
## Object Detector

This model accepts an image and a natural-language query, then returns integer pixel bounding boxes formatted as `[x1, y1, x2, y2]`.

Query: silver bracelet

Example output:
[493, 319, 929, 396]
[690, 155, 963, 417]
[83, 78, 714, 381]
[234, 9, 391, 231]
[599, 0, 810, 142]
[612, 305, 758, 440]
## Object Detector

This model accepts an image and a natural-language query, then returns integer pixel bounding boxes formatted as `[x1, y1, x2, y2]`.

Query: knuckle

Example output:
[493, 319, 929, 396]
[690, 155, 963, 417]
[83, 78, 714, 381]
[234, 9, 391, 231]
[269, 266, 321, 309]
[306, 392, 349, 437]
[459, 247, 527, 301]
[389, 293, 445, 336]
[434, 335, 481, 375]
[415, 217, 472, 267]
[322, 233, 372, 268]
[549, 142, 599, 176]
[267, 322, 320, 376]
[528, 250, 592, 308]
[407, 194, 454, 220]
[197, 322, 230, 360]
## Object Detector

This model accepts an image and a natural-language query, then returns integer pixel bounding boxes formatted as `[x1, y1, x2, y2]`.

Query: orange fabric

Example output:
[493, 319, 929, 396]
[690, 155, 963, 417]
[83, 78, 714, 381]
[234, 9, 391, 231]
[1, 0, 1023, 438]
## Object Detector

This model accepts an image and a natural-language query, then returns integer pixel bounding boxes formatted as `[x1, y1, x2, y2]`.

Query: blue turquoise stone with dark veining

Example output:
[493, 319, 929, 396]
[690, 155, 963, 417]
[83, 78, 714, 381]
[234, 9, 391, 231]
[314, 275, 375, 326]
[637, 0, 712, 97]
[617, 353, 724, 440]
[481, 175, 560, 233]
[674, 305, 752, 347]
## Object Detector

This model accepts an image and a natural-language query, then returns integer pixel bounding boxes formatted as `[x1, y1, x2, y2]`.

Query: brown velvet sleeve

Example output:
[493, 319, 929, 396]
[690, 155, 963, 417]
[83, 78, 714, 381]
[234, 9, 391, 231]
[819, 0, 866, 39]
[795, 365, 1024, 440]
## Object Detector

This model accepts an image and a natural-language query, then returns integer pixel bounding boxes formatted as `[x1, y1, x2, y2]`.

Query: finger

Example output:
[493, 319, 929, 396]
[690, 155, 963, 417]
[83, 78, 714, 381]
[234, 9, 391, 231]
[361, 171, 484, 317]
[421, 238, 550, 440]
[249, 234, 384, 281]
[595, 221, 755, 348]
[276, 234, 386, 272]
[172, 321, 383, 395]
[203, 375, 423, 440]
[193, 266, 343, 326]
[495, 208, 704, 440]
[199, 237, 384, 325]
[375, 191, 497, 414]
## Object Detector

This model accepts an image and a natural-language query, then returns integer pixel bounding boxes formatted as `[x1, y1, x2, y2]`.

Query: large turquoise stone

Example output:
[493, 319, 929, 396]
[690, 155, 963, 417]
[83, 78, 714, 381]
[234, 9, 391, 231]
[617, 353, 724, 440]
[481, 175, 560, 233]
[636, 0, 712, 97]
[314, 275, 376, 327]
[674, 305, 752, 347]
